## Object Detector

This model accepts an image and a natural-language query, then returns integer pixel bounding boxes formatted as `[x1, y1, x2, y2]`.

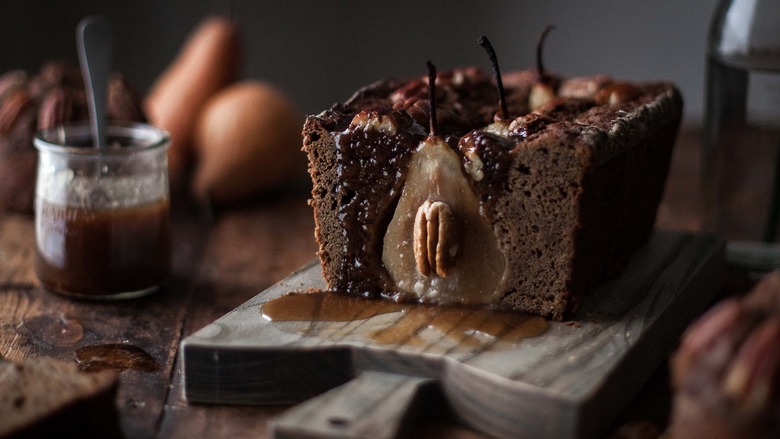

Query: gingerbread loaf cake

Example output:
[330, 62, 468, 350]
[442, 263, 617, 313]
[303, 67, 682, 320]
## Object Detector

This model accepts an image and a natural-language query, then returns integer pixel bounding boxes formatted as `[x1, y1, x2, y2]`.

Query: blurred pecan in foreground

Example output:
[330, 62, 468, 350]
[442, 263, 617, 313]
[667, 271, 780, 439]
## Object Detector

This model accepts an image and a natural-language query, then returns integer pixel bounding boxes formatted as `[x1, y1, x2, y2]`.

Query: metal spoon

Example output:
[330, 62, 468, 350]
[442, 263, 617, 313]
[77, 16, 113, 148]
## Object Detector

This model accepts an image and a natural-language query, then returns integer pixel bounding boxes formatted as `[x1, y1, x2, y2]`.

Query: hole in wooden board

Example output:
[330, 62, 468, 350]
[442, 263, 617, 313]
[328, 416, 351, 427]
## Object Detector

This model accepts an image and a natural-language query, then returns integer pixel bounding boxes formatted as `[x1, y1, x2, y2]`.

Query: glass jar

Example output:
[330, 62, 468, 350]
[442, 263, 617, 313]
[34, 122, 171, 299]
[703, 0, 780, 270]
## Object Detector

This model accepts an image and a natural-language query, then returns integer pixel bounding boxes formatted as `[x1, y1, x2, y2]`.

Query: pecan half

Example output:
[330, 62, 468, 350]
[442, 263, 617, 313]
[107, 74, 145, 122]
[0, 89, 31, 135]
[0, 70, 27, 101]
[413, 200, 458, 277]
[667, 272, 780, 439]
[595, 83, 641, 105]
[38, 86, 73, 130]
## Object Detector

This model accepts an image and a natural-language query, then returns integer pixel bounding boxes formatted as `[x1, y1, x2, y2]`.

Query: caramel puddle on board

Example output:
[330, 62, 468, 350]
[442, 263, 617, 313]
[75, 344, 161, 373]
[261, 291, 547, 347]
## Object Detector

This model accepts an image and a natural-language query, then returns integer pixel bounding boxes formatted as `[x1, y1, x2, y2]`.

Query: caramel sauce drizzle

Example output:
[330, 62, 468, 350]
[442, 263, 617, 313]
[75, 343, 161, 372]
[261, 291, 547, 348]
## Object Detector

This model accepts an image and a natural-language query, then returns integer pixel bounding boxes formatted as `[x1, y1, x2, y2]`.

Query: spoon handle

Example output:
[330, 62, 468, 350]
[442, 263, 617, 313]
[77, 16, 113, 149]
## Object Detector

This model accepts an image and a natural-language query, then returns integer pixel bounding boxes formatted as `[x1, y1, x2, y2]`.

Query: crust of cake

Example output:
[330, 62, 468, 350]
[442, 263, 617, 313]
[495, 91, 681, 319]
[303, 69, 683, 320]
[303, 116, 342, 291]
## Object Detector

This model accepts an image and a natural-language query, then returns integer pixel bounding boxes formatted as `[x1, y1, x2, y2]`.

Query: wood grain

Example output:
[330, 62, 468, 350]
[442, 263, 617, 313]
[182, 231, 724, 439]
[0, 213, 37, 288]
[0, 207, 210, 439]
[270, 372, 438, 439]
[158, 199, 320, 439]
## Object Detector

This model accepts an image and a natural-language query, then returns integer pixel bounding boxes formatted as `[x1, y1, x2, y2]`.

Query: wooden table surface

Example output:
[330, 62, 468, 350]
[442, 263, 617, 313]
[0, 129, 723, 438]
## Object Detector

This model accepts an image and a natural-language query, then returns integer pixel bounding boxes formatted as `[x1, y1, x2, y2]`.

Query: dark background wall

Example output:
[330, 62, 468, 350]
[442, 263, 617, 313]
[1, 1, 717, 123]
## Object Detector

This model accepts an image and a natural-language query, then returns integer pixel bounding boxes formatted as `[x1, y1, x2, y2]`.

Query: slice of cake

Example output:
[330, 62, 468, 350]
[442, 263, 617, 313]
[0, 357, 120, 438]
[303, 66, 682, 320]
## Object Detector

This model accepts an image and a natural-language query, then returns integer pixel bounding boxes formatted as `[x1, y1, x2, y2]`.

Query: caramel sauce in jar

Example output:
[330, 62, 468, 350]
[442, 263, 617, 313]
[35, 199, 171, 298]
[34, 122, 171, 300]
[262, 291, 548, 348]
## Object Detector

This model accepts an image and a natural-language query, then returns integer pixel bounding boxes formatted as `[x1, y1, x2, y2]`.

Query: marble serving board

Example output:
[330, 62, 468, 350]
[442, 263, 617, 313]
[181, 231, 724, 439]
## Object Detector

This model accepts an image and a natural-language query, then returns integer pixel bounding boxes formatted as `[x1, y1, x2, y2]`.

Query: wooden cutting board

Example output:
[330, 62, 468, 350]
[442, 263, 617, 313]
[181, 231, 723, 439]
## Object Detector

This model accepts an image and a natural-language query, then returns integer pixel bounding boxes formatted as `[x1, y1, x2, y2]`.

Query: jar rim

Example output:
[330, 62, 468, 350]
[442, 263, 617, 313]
[34, 121, 170, 155]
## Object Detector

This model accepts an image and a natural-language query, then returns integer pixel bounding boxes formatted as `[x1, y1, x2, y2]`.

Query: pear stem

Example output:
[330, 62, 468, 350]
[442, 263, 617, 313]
[536, 24, 555, 81]
[478, 35, 509, 120]
[426, 60, 438, 137]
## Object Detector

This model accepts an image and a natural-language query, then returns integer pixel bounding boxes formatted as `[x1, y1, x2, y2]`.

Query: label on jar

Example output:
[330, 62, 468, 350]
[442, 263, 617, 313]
[35, 200, 73, 269]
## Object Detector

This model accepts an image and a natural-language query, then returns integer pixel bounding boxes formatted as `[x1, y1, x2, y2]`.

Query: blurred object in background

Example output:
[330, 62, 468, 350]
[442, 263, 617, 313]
[703, 0, 780, 271]
[144, 17, 242, 188]
[143, 17, 304, 207]
[0, 1, 717, 122]
[0, 62, 145, 213]
[190, 80, 304, 206]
